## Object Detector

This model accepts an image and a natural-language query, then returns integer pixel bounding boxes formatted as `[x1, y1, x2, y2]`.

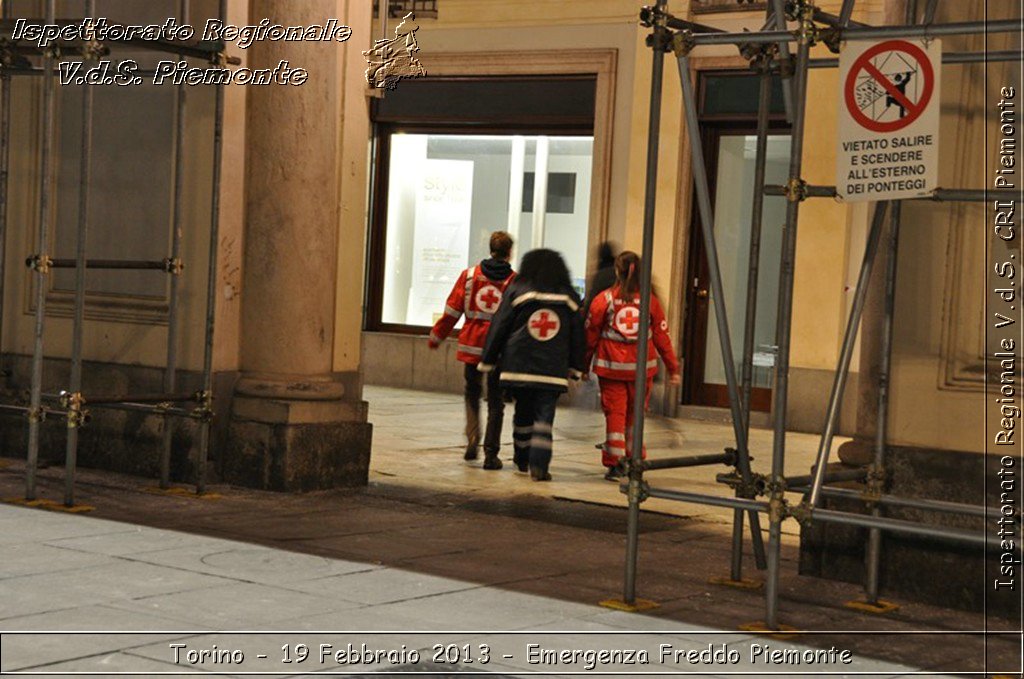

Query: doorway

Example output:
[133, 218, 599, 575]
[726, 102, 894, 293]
[682, 73, 791, 411]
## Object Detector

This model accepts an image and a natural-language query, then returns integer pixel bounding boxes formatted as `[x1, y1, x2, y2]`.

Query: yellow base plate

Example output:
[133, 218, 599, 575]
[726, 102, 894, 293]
[844, 599, 900, 614]
[708, 576, 763, 590]
[739, 622, 800, 640]
[599, 597, 660, 613]
[144, 486, 222, 500]
[3, 497, 95, 513]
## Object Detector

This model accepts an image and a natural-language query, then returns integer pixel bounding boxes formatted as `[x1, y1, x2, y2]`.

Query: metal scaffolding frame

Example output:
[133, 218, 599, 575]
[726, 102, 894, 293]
[620, 0, 1022, 628]
[0, 0, 231, 506]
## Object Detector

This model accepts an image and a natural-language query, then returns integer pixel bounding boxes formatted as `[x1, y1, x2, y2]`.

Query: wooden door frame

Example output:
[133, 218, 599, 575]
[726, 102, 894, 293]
[680, 117, 790, 412]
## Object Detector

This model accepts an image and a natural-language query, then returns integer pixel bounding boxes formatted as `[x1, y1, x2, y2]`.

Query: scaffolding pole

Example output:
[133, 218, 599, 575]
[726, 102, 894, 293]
[689, 19, 1020, 46]
[731, 53, 774, 583]
[62, 0, 96, 507]
[763, 3, 813, 631]
[810, 49, 1023, 68]
[622, 0, 667, 607]
[767, 0, 794, 122]
[161, 0, 189, 490]
[194, 0, 229, 496]
[865, 198, 902, 605]
[0, 16, 9, 379]
[25, 0, 57, 502]
[676, 49, 767, 572]
[764, 185, 990, 202]
[806, 200, 889, 507]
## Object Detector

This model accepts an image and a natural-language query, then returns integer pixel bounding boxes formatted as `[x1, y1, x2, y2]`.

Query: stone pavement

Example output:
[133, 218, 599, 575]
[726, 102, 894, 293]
[0, 386, 1019, 677]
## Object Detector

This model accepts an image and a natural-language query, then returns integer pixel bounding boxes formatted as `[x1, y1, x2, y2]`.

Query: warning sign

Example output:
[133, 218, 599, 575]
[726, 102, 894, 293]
[837, 39, 941, 202]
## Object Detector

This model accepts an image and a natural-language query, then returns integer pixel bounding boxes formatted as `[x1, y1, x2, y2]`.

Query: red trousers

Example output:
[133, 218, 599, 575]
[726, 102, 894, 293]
[598, 376, 652, 467]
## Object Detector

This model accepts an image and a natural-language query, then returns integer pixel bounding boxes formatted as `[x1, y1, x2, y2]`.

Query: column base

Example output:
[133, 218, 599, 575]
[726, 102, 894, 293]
[223, 374, 372, 492]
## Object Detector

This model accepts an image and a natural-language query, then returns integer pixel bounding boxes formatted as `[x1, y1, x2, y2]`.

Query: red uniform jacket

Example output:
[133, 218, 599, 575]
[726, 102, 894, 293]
[429, 264, 516, 364]
[584, 285, 680, 381]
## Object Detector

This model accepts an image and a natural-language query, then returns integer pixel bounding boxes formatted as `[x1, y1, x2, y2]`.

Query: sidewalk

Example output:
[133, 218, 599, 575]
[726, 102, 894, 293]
[0, 386, 1018, 677]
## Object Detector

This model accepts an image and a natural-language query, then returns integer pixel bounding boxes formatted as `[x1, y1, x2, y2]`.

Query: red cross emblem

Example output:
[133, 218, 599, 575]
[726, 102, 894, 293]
[528, 309, 560, 342]
[614, 306, 641, 337]
[475, 284, 502, 314]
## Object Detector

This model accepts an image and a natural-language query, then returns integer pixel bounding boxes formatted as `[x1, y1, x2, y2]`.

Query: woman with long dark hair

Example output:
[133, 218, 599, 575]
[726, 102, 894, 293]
[479, 249, 585, 481]
[584, 251, 680, 480]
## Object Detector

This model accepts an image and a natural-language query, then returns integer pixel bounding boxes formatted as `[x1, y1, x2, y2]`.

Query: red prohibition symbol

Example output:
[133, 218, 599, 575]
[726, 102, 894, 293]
[844, 40, 934, 134]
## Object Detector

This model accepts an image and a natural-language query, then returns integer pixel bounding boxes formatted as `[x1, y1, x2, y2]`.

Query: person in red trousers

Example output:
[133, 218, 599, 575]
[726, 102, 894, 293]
[584, 251, 681, 480]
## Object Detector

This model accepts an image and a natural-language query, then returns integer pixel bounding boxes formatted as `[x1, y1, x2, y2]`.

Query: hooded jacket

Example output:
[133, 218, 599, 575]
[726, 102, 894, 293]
[584, 285, 680, 381]
[478, 279, 586, 392]
[429, 258, 516, 364]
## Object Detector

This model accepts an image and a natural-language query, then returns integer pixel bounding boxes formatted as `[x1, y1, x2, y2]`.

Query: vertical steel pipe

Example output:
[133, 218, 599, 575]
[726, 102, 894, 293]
[0, 54, 10, 369]
[838, 0, 857, 26]
[806, 201, 889, 507]
[26, 0, 58, 501]
[677, 53, 768, 570]
[864, 191, 902, 604]
[922, 0, 938, 24]
[161, 0, 189, 489]
[195, 0, 228, 495]
[765, 14, 812, 630]
[64, 0, 97, 507]
[729, 68, 775, 581]
[768, 0, 794, 122]
[0, 0, 10, 369]
[624, 0, 668, 606]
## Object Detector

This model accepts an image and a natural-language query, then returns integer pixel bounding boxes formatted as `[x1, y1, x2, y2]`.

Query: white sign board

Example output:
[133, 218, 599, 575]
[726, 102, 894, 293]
[837, 38, 941, 202]
[405, 159, 475, 326]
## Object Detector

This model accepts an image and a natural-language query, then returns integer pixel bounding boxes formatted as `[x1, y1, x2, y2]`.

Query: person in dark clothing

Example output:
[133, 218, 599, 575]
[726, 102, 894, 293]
[429, 231, 516, 468]
[582, 241, 618, 318]
[479, 249, 585, 481]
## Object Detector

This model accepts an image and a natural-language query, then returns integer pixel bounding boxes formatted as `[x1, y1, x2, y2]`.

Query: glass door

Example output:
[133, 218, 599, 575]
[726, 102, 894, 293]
[683, 131, 790, 411]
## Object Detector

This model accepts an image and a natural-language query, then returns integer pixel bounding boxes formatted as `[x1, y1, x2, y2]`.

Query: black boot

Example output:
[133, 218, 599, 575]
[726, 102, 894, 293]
[482, 452, 503, 470]
[530, 465, 551, 482]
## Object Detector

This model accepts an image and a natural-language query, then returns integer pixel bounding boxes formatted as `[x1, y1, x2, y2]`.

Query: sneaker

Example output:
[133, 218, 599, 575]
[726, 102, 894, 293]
[482, 456, 503, 470]
[604, 466, 622, 482]
[530, 467, 552, 482]
[464, 446, 479, 461]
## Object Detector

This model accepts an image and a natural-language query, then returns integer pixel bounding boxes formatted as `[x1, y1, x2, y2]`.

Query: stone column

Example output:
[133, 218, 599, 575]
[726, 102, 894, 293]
[224, 0, 372, 491]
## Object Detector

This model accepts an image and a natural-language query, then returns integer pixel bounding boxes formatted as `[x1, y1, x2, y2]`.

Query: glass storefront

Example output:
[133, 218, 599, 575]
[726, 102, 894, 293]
[379, 133, 594, 328]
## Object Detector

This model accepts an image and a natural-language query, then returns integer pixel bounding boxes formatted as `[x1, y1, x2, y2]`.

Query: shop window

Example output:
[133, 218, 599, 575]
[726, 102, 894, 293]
[366, 76, 597, 332]
[374, 133, 593, 329]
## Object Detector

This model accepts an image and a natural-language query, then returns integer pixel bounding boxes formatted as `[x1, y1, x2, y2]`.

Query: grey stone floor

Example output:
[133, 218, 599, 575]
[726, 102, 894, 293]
[0, 386, 1019, 677]
[0, 504, 937, 678]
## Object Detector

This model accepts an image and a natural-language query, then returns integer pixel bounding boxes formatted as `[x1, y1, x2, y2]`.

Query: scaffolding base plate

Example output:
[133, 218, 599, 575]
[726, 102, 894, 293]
[844, 599, 900, 614]
[3, 497, 95, 513]
[144, 486, 222, 500]
[739, 622, 800, 640]
[708, 576, 763, 590]
[599, 598, 660, 613]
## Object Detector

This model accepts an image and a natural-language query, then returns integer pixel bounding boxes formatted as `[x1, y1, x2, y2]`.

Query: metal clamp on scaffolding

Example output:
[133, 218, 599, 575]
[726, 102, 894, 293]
[191, 389, 214, 423]
[59, 391, 90, 429]
[717, 470, 769, 499]
[163, 257, 184, 275]
[782, 177, 807, 202]
[25, 254, 52, 273]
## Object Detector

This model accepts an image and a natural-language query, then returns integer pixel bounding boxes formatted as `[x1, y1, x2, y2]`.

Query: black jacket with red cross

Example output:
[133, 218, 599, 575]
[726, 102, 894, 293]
[478, 280, 586, 392]
[584, 285, 680, 381]
[429, 259, 516, 364]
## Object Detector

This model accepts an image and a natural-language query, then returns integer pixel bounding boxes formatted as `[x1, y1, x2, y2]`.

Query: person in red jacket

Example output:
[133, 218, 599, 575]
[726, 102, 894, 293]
[584, 251, 681, 480]
[429, 231, 516, 469]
